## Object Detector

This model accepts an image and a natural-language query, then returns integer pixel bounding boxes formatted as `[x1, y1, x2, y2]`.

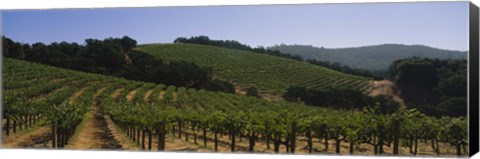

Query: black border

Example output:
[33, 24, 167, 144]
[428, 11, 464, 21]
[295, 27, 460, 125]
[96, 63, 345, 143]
[469, 2, 479, 157]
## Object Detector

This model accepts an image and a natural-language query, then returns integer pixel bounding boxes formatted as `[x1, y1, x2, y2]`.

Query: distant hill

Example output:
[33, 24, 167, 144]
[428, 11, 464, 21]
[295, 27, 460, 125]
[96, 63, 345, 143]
[268, 44, 467, 71]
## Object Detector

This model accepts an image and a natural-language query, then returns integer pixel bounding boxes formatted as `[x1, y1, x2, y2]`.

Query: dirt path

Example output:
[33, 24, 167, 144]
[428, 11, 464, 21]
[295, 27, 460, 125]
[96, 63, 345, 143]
[158, 91, 165, 101]
[171, 127, 447, 156]
[368, 80, 406, 108]
[66, 88, 130, 150]
[126, 89, 137, 102]
[1, 127, 52, 148]
[103, 115, 140, 150]
[1, 85, 91, 148]
[143, 89, 153, 102]
[111, 88, 123, 99]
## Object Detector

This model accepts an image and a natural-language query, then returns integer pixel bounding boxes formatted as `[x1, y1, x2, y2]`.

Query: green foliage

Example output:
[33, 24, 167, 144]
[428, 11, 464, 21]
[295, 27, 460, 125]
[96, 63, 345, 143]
[3, 36, 235, 94]
[3, 57, 468, 156]
[283, 86, 380, 111]
[393, 58, 438, 87]
[139, 44, 371, 96]
[389, 57, 467, 117]
[245, 87, 260, 98]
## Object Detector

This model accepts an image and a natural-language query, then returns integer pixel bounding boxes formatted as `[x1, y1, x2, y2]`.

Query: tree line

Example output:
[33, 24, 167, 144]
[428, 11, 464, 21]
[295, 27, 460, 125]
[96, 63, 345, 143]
[174, 36, 304, 61]
[2, 36, 235, 93]
[388, 57, 467, 117]
[283, 86, 399, 113]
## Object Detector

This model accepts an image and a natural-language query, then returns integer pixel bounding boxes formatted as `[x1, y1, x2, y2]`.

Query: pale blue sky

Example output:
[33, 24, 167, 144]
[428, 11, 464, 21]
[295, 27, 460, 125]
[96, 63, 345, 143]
[2, 2, 469, 51]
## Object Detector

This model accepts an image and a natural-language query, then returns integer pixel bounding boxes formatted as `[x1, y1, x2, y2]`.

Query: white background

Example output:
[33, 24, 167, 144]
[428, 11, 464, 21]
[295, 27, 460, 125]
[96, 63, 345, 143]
[0, 0, 478, 159]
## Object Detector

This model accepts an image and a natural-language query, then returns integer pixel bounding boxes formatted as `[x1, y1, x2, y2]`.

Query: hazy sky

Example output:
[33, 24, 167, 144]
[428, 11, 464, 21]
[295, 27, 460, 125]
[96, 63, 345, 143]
[2, 2, 469, 51]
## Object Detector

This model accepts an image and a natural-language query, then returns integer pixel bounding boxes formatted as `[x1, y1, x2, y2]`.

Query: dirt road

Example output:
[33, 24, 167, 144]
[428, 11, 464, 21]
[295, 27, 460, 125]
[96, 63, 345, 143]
[368, 80, 406, 108]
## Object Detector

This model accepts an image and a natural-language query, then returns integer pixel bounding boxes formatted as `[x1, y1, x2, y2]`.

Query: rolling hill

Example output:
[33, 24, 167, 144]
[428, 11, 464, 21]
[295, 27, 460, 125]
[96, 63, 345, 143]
[137, 43, 373, 97]
[268, 44, 467, 71]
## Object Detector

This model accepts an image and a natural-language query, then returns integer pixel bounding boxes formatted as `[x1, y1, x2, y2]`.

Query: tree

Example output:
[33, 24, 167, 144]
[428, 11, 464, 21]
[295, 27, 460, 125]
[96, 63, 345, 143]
[246, 87, 260, 98]
[120, 36, 137, 52]
[283, 86, 307, 102]
[395, 58, 438, 88]
[2, 36, 25, 59]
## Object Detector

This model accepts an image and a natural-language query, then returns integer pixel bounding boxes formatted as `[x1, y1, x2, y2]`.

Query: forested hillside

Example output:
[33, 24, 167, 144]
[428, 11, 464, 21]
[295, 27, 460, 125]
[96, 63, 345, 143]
[388, 57, 467, 117]
[269, 44, 467, 72]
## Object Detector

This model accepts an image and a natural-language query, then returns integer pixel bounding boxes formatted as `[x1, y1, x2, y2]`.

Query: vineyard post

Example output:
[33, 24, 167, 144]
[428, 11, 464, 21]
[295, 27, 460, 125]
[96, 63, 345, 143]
[28, 115, 32, 128]
[306, 130, 312, 153]
[393, 120, 400, 155]
[193, 124, 198, 144]
[349, 142, 354, 154]
[178, 121, 182, 139]
[156, 127, 161, 151]
[18, 116, 23, 130]
[5, 117, 10, 136]
[148, 129, 152, 150]
[131, 127, 135, 140]
[13, 120, 17, 134]
[456, 145, 462, 156]
[231, 131, 236, 152]
[136, 129, 140, 145]
[433, 139, 440, 155]
[324, 133, 329, 151]
[285, 136, 290, 153]
[29, 115, 33, 128]
[33, 115, 36, 125]
[52, 123, 57, 148]
[414, 138, 418, 155]
[273, 133, 280, 153]
[132, 127, 137, 142]
[378, 125, 385, 154]
[157, 122, 166, 151]
[125, 124, 132, 139]
[59, 128, 64, 148]
[290, 122, 297, 153]
[56, 128, 61, 148]
[373, 134, 377, 154]
[335, 135, 341, 154]
[130, 126, 134, 139]
[24, 115, 28, 129]
[408, 138, 413, 154]
[141, 128, 146, 149]
[266, 134, 271, 149]
[248, 131, 256, 152]
[203, 128, 207, 147]
[214, 130, 218, 152]
[185, 123, 189, 142]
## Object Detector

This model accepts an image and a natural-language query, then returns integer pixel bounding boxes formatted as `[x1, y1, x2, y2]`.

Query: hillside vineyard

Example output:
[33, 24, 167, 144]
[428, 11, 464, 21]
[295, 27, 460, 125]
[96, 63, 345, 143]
[139, 44, 372, 96]
[2, 58, 467, 156]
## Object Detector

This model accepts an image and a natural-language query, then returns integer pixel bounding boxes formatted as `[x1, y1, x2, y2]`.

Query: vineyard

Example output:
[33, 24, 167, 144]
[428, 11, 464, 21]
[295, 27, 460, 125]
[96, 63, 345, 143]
[138, 44, 372, 97]
[2, 58, 467, 156]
